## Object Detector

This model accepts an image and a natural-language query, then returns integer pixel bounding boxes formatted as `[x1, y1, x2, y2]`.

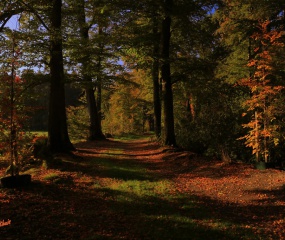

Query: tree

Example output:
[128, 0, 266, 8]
[65, 0, 128, 140]
[0, 30, 41, 174]
[1, 0, 75, 153]
[215, 0, 285, 162]
[74, 0, 105, 140]
[239, 20, 285, 163]
[160, 0, 176, 146]
[47, 0, 74, 152]
[121, 0, 219, 147]
[151, 5, 162, 138]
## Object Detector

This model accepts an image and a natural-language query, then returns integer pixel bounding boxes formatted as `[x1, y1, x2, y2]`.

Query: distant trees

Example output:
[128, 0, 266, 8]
[103, 69, 153, 135]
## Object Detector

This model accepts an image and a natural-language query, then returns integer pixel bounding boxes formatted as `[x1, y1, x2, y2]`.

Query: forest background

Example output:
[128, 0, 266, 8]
[1, 0, 285, 165]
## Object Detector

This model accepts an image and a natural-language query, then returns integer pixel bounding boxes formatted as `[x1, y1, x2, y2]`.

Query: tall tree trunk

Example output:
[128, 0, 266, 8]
[152, 12, 161, 138]
[96, 75, 102, 131]
[86, 85, 105, 140]
[47, 0, 74, 153]
[77, 0, 105, 140]
[161, 0, 176, 146]
[96, 25, 104, 132]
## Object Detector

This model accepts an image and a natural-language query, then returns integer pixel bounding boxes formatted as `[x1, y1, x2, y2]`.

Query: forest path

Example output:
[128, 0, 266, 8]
[0, 136, 285, 239]
[75, 137, 285, 239]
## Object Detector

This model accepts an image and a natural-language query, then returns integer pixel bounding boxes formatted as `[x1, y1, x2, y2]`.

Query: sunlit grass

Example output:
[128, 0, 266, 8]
[114, 133, 154, 141]
[43, 172, 59, 181]
[26, 131, 48, 137]
[95, 179, 173, 198]
[22, 167, 41, 176]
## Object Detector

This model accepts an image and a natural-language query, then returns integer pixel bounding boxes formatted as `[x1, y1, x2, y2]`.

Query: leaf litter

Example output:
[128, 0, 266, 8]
[0, 138, 284, 239]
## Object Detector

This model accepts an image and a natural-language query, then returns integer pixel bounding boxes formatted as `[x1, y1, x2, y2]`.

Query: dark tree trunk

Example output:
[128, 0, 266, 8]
[96, 75, 103, 131]
[152, 13, 161, 138]
[96, 76, 102, 130]
[161, 0, 176, 146]
[96, 25, 104, 132]
[86, 86, 105, 140]
[47, 0, 74, 153]
[77, 0, 105, 140]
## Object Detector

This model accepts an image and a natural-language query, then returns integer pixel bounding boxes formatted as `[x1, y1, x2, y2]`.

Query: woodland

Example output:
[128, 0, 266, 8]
[1, 0, 285, 163]
[1, 0, 285, 239]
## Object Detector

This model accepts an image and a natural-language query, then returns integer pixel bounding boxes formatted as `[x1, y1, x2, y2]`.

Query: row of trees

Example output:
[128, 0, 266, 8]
[1, 0, 285, 163]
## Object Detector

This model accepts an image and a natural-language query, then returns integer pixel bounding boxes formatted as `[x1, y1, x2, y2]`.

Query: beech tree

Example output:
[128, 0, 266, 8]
[71, 0, 105, 140]
[47, 0, 74, 152]
[65, 0, 128, 140]
[152, 11, 162, 138]
[160, 0, 176, 146]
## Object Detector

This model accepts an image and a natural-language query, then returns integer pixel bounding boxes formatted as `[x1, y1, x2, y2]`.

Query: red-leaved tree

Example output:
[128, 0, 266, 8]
[239, 20, 285, 162]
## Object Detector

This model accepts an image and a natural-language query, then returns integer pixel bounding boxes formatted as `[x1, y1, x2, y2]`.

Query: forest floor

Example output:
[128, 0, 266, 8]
[1, 136, 285, 239]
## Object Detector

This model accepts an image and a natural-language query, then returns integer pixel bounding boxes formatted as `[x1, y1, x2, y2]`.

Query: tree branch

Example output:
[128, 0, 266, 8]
[0, 16, 11, 32]
[0, 8, 24, 32]
[17, 0, 50, 31]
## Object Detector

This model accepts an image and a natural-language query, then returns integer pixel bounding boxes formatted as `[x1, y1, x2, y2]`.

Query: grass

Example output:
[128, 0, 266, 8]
[27, 131, 48, 137]
[114, 132, 154, 141]
[22, 167, 41, 176]
[42, 172, 59, 181]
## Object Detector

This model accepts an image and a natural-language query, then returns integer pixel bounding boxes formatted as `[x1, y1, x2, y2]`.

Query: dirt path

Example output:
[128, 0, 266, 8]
[0, 137, 285, 239]
[76, 138, 285, 238]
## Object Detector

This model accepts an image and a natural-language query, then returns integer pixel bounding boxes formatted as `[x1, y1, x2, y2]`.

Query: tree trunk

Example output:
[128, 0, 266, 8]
[152, 13, 161, 138]
[47, 0, 74, 153]
[161, 0, 176, 146]
[77, 0, 105, 140]
[86, 86, 105, 140]
[96, 76, 102, 131]
[96, 25, 104, 132]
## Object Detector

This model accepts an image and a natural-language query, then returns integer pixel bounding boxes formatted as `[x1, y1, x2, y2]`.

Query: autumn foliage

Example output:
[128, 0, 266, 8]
[0, 73, 36, 172]
[239, 20, 285, 162]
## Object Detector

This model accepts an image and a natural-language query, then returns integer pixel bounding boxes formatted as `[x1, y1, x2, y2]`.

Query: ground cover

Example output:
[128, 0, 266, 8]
[0, 136, 285, 239]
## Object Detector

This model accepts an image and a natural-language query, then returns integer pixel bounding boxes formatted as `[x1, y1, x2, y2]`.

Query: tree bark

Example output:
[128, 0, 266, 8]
[96, 75, 103, 131]
[96, 25, 104, 132]
[86, 85, 105, 140]
[47, 0, 74, 153]
[161, 0, 176, 146]
[77, 0, 105, 140]
[152, 12, 161, 138]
